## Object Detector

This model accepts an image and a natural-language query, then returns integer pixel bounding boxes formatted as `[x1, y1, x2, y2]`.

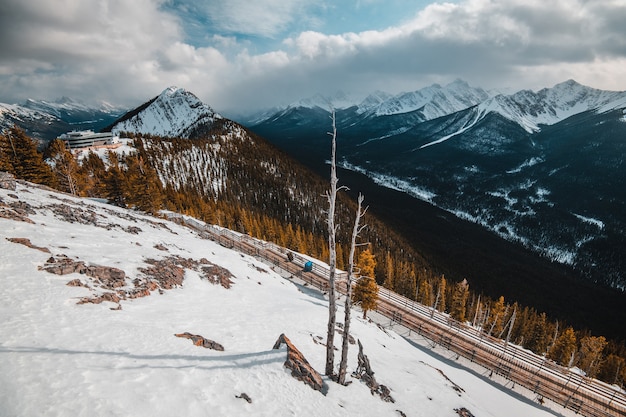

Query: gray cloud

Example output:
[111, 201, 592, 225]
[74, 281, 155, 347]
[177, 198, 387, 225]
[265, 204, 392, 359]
[1, 0, 625, 114]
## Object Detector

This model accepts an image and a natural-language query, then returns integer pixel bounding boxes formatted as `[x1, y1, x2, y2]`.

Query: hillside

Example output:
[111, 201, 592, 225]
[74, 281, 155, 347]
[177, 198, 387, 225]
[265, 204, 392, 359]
[0, 178, 567, 417]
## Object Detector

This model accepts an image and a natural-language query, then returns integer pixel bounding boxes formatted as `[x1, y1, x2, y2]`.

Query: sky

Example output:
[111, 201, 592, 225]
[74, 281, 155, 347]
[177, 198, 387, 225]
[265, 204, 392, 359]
[1, 0, 626, 115]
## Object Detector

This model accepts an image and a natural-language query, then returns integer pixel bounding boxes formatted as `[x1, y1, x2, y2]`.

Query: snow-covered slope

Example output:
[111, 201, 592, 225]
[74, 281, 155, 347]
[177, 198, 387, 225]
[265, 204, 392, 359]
[0, 102, 59, 127]
[111, 87, 222, 138]
[478, 80, 626, 132]
[1, 98, 125, 142]
[0, 180, 565, 417]
[372, 79, 491, 118]
[21, 97, 124, 120]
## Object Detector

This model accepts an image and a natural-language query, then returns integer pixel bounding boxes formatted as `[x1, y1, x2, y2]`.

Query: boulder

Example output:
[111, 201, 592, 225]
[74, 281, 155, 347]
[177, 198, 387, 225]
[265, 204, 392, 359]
[0, 172, 16, 190]
[175, 332, 224, 351]
[273, 333, 326, 394]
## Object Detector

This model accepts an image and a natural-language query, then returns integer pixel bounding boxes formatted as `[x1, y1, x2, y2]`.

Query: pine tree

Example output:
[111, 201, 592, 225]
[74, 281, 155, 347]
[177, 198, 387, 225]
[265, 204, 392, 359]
[45, 139, 83, 195]
[1, 126, 55, 186]
[383, 251, 395, 290]
[352, 248, 378, 319]
[597, 354, 626, 385]
[578, 336, 608, 377]
[357, 248, 376, 279]
[450, 279, 469, 322]
[80, 151, 108, 197]
[418, 279, 433, 307]
[547, 327, 577, 366]
[435, 276, 447, 312]
[526, 312, 549, 354]
[486, 296, 506, 336]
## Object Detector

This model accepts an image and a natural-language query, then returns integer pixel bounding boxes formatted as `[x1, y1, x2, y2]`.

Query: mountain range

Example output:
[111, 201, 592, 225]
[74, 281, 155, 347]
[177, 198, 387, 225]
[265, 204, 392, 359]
[251, 79, 626, 291]
[3, 82, 626, 340]
[0, 97, 125, 144]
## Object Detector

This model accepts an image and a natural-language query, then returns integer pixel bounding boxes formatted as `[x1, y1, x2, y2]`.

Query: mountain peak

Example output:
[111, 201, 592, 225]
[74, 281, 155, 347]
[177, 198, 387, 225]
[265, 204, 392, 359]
[110, 87, 222, 138]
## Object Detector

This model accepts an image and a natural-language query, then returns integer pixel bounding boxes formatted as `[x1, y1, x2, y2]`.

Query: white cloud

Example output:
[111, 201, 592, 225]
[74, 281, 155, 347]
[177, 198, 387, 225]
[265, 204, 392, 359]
[0, 0, 625, 113]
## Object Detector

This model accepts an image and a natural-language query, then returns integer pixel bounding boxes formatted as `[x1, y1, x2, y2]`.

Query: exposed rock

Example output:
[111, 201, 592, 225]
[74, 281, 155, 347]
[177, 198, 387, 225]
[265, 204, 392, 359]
[0, 200, 35, 223]
[126, 226, 142, 234]
[6, 237, 50, 253]
[78, 292, 121, 305]
[175, 332, 224, 351]
[139, 258, 185, 289]
[40, 255, 126, 289]
[0, 171, 16, 190]
[48, 203, 99, 225]
[273, 333, 326, 394]
[154, 243, 168, 251]
[455, 407, 476, 417]
[353, 339, 395, 403]
[235, 393, 252, 403]
[66, 279, 86, 287]
[201, 263, 234, 289]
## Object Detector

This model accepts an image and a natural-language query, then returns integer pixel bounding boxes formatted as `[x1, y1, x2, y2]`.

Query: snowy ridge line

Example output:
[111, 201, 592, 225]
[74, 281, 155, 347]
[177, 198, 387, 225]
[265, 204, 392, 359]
[164, 213, 626, 417]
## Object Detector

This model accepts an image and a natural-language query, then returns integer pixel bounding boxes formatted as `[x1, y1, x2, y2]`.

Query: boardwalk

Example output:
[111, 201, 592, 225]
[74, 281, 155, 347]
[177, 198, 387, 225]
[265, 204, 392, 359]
[166, 213, 626, 417]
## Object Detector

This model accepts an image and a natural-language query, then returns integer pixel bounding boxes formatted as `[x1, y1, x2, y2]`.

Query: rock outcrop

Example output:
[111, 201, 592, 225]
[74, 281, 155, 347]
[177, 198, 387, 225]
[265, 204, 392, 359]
[273, 333, 326, 394]
[6, 237, 50, 253]
[0, 172, 16, 190]
[353, 339, 394, 402]
[175, 332, 224, 351]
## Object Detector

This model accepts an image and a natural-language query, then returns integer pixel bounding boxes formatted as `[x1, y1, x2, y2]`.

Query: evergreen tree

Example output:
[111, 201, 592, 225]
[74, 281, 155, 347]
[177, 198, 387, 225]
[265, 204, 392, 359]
[357, 248, 376, 278]
[450, 279, 469, 322]
[418, 279, 433, 307]
[383, 251, 395, 289]
[352, 249, 378, 319]
[526, 312, 549, 354]
[578, 336, 607, 378]
[80, 151, 108, 197]
[486, 296, 506, 336]
[547, 327, 578, 366]
[597, 354, 626, 386]
[435, 276, 447, 312]
[1, 126, 55, 186]
[45, 139, 83, 195]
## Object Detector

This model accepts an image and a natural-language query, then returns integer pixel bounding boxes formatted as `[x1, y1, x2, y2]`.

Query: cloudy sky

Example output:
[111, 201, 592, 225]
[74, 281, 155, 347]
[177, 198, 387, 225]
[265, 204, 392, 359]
[1, 0, 625, 115]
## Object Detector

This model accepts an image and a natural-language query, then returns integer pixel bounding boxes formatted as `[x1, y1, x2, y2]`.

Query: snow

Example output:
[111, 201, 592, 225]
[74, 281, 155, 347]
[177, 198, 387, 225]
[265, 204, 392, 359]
[0, 181, 573, 417]
[572, 213, 605, 230]
[111, 87, 222, 138]
[478, 80, 626, 133]
[373, 80, 491, 118]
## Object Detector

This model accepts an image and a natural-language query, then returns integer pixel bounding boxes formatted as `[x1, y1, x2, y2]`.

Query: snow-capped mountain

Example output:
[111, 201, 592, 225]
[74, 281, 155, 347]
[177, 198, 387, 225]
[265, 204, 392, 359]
[1, 97, 125, 142]
[251, 80, 626, 290]
[369, 79, 491, 119]
[21, 96, 124, 121]
[110, 87, 222, 138]
[477, 79, 626, 132]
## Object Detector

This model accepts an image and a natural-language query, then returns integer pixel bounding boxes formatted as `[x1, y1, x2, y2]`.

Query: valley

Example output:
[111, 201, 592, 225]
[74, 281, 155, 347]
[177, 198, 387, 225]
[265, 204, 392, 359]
[253, 139, 626, 341]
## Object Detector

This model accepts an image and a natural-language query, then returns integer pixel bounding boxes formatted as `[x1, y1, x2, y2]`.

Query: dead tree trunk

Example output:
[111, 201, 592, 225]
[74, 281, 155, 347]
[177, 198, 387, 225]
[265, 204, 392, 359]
[338, 193, 366, 385]
[325, 110, 339, 377]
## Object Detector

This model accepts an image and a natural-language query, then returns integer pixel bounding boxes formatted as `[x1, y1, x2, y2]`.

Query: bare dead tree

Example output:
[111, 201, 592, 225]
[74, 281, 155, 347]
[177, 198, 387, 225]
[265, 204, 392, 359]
[338, 193, 367, 385]
[325, 110, 343, 377]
